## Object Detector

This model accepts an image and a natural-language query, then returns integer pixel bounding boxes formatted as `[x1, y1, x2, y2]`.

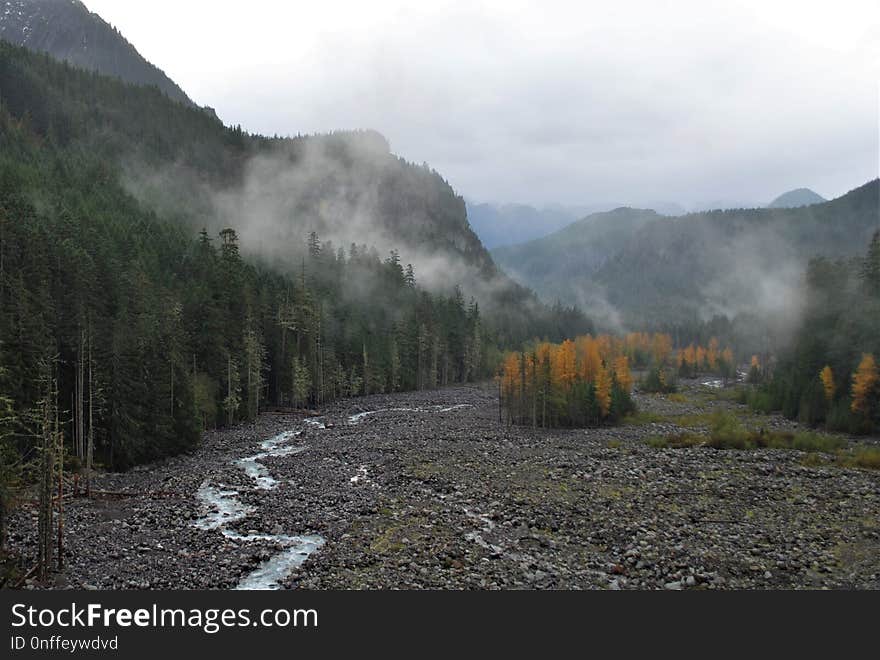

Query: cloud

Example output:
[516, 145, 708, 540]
[85, 0, 879, 208]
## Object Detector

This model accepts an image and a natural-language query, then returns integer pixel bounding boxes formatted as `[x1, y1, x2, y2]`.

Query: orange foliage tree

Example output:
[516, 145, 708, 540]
[819, 366, 835, 403]
[851, 353, 878, 417]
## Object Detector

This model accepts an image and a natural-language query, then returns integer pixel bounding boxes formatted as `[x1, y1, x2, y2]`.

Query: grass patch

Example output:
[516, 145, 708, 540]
[800, 446, 880, 471]
[645, 411, 848, 454]
[671, 412, 714, 428]
[667, 393, 688, 403]
[839, 446, 880, 470]
[622, 411, 669, 426]
[645, 433, 705, 448]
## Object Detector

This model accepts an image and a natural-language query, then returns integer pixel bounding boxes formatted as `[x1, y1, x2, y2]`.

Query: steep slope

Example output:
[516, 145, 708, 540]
[0, 0, 194, 106]
[0, 40, 520, 471]
[0, 40, 589, 347]
[768, 187, 826, 208]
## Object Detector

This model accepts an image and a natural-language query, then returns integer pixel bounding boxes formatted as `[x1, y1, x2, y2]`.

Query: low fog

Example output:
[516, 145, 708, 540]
[104, 0, 878, 344]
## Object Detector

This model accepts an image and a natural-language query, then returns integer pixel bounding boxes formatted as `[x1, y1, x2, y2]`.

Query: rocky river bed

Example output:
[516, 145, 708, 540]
[8, 382, 880, 590]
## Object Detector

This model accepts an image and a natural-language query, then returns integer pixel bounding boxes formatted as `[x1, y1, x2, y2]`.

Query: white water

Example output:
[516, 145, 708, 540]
[347, 404, 472, 425]
[193, 427, 324, 590]
[235, 537, 325, 590]
[194, 482, 252, 530]
[701, 368, 749, 389]
[195, 402, 473, 588]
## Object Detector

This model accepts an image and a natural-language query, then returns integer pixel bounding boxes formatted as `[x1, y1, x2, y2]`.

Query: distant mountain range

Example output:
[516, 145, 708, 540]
[469, 190, 828, 248]
[466, 200, 685, 248]
[492, 182, 879, 329]
[0, 0, 195, 107]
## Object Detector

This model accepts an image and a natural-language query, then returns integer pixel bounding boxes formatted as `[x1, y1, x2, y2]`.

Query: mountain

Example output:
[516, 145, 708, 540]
[467, 200, 686, 248]
[465, 202, 585, 248]
[0, 37, 597, 472]
[0, 37, 591, 367]
[491, 182, 879, 331]
[491, 208, 661, 307]
[595, 182, 879, 328]
[0, 0, 195, 107]
[767, 187, 826, 208]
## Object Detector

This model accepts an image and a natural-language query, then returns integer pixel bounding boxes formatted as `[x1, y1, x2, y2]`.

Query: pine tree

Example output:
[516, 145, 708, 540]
[0, 367, 17, 552]
[595, 364, 612, 419]
[223, 357, 241, 425]
[291, 356, 310, 409]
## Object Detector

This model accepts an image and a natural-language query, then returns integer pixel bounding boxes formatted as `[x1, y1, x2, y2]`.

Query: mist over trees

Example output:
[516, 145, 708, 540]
[492, 182, 879, 347]
[0, 38, 599, 553]
[747, 232, 880, 433]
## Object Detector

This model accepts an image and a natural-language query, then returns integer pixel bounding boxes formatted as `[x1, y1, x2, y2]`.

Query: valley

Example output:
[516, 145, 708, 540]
[0, 0, 878, 598]
[9, 383, 879, 590]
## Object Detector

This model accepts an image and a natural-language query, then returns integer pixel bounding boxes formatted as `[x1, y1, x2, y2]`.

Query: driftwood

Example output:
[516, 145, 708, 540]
[28, 489, 183, 505]
[11, 562, 39, 589]
[261, 406, 322, 416]
[78, 489, 184, 500]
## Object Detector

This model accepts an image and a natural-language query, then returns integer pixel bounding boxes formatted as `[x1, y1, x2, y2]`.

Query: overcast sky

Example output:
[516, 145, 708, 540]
[85, 0, 879, 207]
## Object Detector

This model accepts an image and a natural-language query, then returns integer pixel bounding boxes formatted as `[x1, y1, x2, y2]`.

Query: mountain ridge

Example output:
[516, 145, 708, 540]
[492, 181, 879, 330]
[0, 0, 196, 107]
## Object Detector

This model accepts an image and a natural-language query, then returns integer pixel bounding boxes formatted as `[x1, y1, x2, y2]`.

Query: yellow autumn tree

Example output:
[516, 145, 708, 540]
[851, 353, 878, 416]
[695, 345, 707, 370]
[721, 347, 734, 368]
[613, 355, 633, 393]
[651, 333, 673, 366]
[683, 344, 697, 369]
[819, 366, 835, 402]
[578, 336, 602, 384]
[554, 339, 577, 390]
[707, 337, 719, 371]
[595, 364, 612, 418]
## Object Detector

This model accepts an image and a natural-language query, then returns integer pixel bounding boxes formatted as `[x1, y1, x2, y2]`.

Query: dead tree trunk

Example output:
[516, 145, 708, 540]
[86, 325, 94, 498]
[37, 364, 56, 581]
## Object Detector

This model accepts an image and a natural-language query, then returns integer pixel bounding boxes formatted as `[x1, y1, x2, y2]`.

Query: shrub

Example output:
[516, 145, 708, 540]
[705, 411, 749, 449]
[852, 446, 880, 470]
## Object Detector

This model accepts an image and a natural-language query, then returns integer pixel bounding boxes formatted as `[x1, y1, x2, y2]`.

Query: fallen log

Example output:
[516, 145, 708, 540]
[11, 562, 39, 589]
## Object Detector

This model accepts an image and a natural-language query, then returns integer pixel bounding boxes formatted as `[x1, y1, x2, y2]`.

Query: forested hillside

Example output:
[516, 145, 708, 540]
[594, 181, 878, 327]
[0, 40, 585, 344]
[0, 110, 488, 471]
[0, 39, 594, 490]
[491, 208, 660, 309]
[493, 181, 879, 334]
